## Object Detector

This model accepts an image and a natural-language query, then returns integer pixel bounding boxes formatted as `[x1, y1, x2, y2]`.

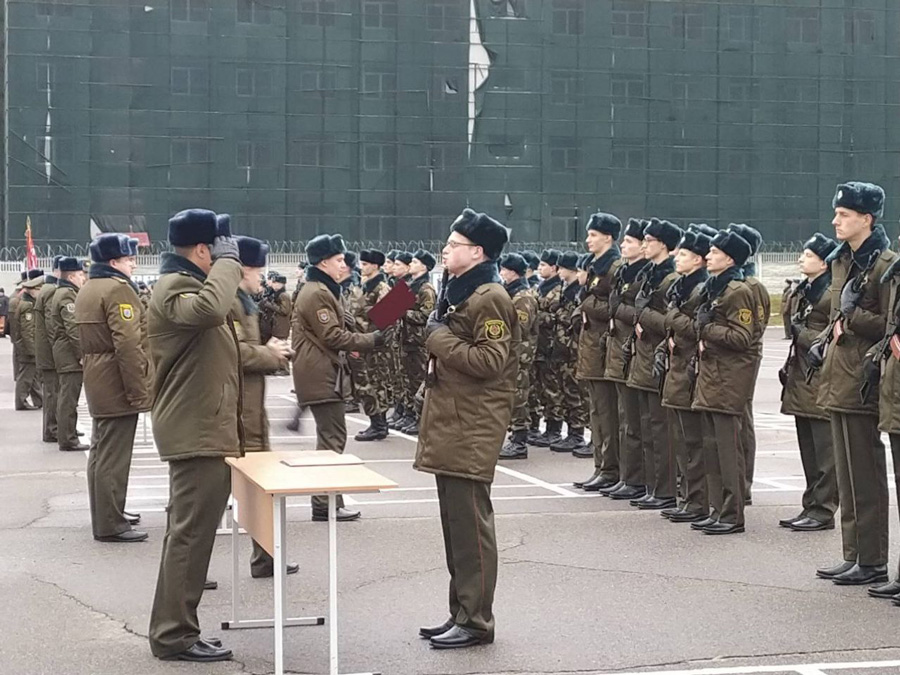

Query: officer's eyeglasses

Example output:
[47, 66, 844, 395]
[445, 240, 479, 250]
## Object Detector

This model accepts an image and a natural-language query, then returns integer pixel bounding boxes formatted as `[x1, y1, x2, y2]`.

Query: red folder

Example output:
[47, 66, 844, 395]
[367, 278, 417, 330]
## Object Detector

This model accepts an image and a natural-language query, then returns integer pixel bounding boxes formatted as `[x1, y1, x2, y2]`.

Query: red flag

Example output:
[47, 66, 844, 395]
[24, 216, 38, 271]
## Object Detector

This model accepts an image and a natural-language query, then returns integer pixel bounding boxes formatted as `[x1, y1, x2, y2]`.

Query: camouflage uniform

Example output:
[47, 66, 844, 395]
[350, 273, 393, 416]
[401, 274, 436, 421]
[555, 281, 589, 431]
[533, 276, 564, 432]
[508, 280, 538, 432]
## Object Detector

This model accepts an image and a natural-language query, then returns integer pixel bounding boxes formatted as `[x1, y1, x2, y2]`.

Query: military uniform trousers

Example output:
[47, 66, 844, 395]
[15, 362, 42, 409]
[436, 474, 497, 638]
[402, 347, 427, 416]
[509, 357, 532, 432]
[12, 345, 21, 379]
[534, 360, 563, 423]
[350, 351, 390, 417]
[616, 383, 644, 487]
[560, 360, 589, 430]
[672, 409, 707, 516]
[890, 434, 900, 577]
[741, 357, 762, 500]
[527, 363, 542, 427]
[88, 414, 138, 538]
[391, 341, 409, 409]
[149, 456, 231, 658]
[309, 401, 348, 511]
[57, 371, 82, 449]
[41, 369, 59, 441]
[702, 412, 744, 526]
[637, 390, 676, 499]
[831, 412, 888, 566]
[795, 416, 837, 524]
[587, 380, 619, 480]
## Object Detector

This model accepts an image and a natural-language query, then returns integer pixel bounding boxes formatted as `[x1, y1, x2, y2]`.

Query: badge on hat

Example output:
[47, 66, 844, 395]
[317, 309, 331, 324]
[484, 319, 506, 340]
[738, 308, 752, 325]
[119, 303, 134, 321]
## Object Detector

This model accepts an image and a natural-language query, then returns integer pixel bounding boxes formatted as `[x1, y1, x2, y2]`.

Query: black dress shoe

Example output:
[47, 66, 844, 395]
[59, 443, 90, 452]
[160, 641, 232, 662]
[430, 625, 494, 650]
[702, 522, 745, 535]
[816, 561, 856, 579]
[42, 436, 58, 443]
[419, 619, 455, 639]
[789, 517, 834, 532]
[868, 579, 900, 598]
[597, 480, 626, 496]
[779, 513, 805, 528]
[573, 471, 601, 489]
[312, 507, 361, 522]
[661, 506, 684, 519]
[832, 564, 889, 586]
[637, 496, 677, 510]
[95, 529, 148, 543]
[583, 476, 618, 492]
[690, 516, 718, 531]
[608, 485, 645, 501]
[669, 510, 709, 523]
[629, 493, 654, 507]
[204, 579, 218, 590]
[251, 563, 300, 579]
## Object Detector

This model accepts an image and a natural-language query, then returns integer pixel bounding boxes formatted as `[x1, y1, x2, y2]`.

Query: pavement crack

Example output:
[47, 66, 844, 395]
[347, 564, 446, 593]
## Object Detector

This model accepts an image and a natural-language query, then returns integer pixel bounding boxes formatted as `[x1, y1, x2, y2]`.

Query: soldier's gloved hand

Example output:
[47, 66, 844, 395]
[695, 305, 714, 329]
[634, 293, 651, 311]
[343, 309, 355, 330]
[777, 365, 788, 387]
[860, 354, 881, 404]
[806, 340, 825, 370]
[209, 236, 240, 262]
[373, 330, 387, 348]
[840, 282, 862, 317]
[651, 346, 668, 379]
[266, 338, 292, 363]
[425, 311, 449, 338]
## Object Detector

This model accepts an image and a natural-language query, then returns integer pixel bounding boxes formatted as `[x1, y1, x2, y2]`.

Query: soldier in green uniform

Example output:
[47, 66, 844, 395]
[148, 209, 242, 663]
[603, 219, 650, 501]
[499, 253, 538, 459]
[13, 273, 44, 410]
[339, 251, 363, 413]
[573, 213, 623, 489]
[233, 235, 298, 577]
[415, 208, 514, 649]
[627, 219, 682, 510]
[76, 235, 150, 542]
[388, 251, 414, 428]
[34, 256, 61, 441]
[550, 251, 590, 454]
[292, 235, 386, 521]
[397, 250, 437, 435]
[522, 250, 540, 289]
[778, 233, 838, 532]
[351, 249, 393, 441]
[810, 182, 895, 585]
[50, 258, 87, 452]
[530, 249, 564, 447]
[690, 230, 754, 535]
[659, 230, 711, 522]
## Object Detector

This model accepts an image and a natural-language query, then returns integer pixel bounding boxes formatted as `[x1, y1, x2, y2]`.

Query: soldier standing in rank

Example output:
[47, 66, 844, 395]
[0, 286, 8, 337]
[726, 223, 769, 504]
[340, 251, 363, 413]
[9, 272, 24, 368]
[397, 250, 437, 435]
[76, 234, 150, 542]
[388, 251, 414, 429]
[529, 249, 564, 447]
[262, 273, 292, 342]
[778, 233, 838, 532]
[627, 219, 682, 510]
[550, 251, 590, 455]
[810, 182, 896, 585]
[50, 258, 88, 452]
[292, 261, 306, 304]
[782, 278, 797, 340]
[499, 253, 538, 459]
[382, 250, 401, 426]
[415, 209, 514, 649]
[658, 230, 711, 522]
[148, 209, 242, 663]
[13, 272, 45, 410]
[292, 234, 388, 521]
[602, 219, 650, 501]
[522, 250, 541, 289]
[573, 213, 624, 490]
[690, 230, 754, 535]
[351, 249, 393, 442]
[233, 235, 298, 577]
[34, 256, 61, 441]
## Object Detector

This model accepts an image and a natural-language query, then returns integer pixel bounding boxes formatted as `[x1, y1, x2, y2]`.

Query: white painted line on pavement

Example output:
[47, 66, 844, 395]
[496, 465, 580, 497]
[603, 659, 900, 675]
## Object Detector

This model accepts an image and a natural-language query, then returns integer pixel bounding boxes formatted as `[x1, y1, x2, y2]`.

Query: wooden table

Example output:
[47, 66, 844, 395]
[224, 451, 397, 675]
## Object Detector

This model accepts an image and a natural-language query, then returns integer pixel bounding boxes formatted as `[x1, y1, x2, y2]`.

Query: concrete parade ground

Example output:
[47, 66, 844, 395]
[2, 328, 900, 675]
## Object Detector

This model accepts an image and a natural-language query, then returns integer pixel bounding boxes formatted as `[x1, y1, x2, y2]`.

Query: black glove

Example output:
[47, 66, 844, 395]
[806, 340, 825, 371]
[840, 281, 862, 317]
[651, 346, 668, 379]
[695, 305, 714, 329]
[343, 310, 355, 330]
[425, 311, 449, 338]
[860, 354, 881, 404]
[634, 293, 651, 311]
[209, 235, 240, 262]
[777, 365, 788, 387]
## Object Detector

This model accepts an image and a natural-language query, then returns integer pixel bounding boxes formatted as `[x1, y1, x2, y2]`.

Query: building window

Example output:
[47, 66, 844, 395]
[171, 139, 209, 165]
[552, 0, 584, 36]
[171, 0, 209, 22]
[725, 6, 757, 42]
[171, 67, 207, 95]
[611, 0, 646, 38]
[237, 141, 274, 169]
[781, 151, 818, 175]
[487, 136, 525, 160]
[36, 62, 54, 92]
[490, 0, 526, 18]
[725, 151, 756, 174]
[34, 135, 72, 167]
[670, 148, 703, 172]
[363, 143, 396, 171]
[362, 67, 397, 99]
[428, 0, 458, 31]
[786, 8, 819, 44]
[300, 0, 336, 27]
[611, 74, 645, 104]
[291, 140, 336, 167]
[550, 137, 580, 170]
[672, 4, 704, 40]
[844, 10, 877, 46]
[726, 78, 756, 102]
[237, 0, 271, 24]
[299, 68, 336, 95]
[611, 144, 645, 169]
[36, 1, 73, 17]
[363, 0, 397, 29]
[236, 68, 274, 97]
[550, 71, 582, 105]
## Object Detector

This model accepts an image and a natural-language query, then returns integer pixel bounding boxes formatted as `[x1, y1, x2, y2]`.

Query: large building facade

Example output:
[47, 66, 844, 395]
[5, 0, 898, 248]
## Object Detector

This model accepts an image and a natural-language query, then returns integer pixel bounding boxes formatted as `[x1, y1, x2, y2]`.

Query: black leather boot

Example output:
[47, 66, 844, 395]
[499, 430, 528, 459]
[355, 413, 389, 441]
[531, 420, 563, 447]
[550, 427, 587, 454]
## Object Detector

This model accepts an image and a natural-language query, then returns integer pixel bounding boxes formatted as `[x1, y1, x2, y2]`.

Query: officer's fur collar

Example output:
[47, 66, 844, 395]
[159, 252, 207, 282]
[56, 278, 79, 292]
[826, 223, 890, 270]
[616, 258, 650, 285]
[363, 272, 387, 295]
[637, 255, 676, 291]
[537, 274, 562, 298]
[797, 271, 831, 305]
[504, 277, 529, 298]
[89, 262, 139, 294]
[306, 265, 342, 299]
[408, 272, 430, 294]
[881, 257, 900, 283]
[589, 245, 621, 278]
[561, 279, 580, 304]
[700, 265, 744, 303]
[237, 288, 258, 316]
[445, 261, 501, 307]
[43, 274, 57, 285]
[742, 262, 757, 278]
[666, 267, 708, 307]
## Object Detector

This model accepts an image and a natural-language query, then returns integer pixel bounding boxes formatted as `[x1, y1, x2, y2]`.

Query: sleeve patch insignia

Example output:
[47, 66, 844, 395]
[757, 305, 765, 320]
[119, 303, 134, 321]
[517, 310, 529, 324]
[590, 277, 600, 288]
[422, 297, 435, 312]
[65, 302, 76, 314]
[317, 309, 331, 324]
[233, 321, 244, 339]
[485, 319, 506, 340]
[179, 292, 198, 298]
[24, 312, 32, 321]
[738, 308, 753, 325]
